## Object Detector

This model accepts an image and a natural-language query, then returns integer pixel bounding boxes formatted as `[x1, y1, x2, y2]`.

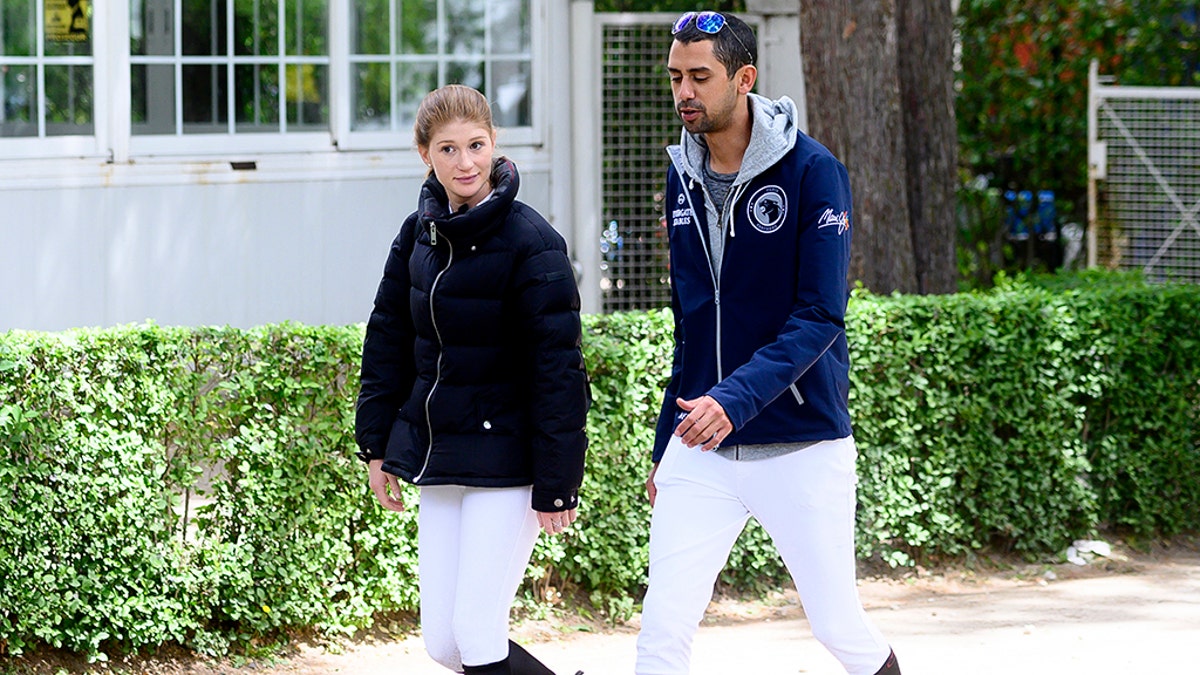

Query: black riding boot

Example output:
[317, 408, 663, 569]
[873, 649, 901, 675]
[462, 657, 510, 675]
[507, 641, 553, 674]
[508, 640, 583, 675]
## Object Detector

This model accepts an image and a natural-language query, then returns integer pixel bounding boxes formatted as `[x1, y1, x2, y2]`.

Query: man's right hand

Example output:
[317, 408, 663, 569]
[368, 459, 406, 512]
[645, 462, 660, 507]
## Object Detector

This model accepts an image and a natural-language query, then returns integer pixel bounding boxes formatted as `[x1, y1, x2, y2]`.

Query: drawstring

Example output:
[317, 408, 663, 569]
[727, 183, 749, 238]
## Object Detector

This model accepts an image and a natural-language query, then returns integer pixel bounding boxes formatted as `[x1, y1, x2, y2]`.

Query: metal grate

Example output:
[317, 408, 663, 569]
[598, 18, 679, 313]
[1090, 67, 1200, 283]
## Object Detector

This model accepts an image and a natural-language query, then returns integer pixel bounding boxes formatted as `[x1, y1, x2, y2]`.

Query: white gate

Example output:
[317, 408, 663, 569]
[1088, 60, 1200, 282]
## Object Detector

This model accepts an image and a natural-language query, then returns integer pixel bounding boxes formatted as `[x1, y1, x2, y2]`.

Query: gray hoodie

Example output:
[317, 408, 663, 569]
[666, 93, 800, 273]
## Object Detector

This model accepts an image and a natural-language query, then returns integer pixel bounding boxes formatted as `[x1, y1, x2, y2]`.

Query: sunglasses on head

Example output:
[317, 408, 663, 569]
[671, 11, 754, 65]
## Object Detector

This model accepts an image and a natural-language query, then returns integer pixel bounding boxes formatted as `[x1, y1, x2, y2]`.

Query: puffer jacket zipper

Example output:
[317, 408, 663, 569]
[414, 222, 452, 483]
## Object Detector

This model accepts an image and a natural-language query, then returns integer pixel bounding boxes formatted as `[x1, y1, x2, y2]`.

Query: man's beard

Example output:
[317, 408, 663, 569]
[677, 100, 729, 135]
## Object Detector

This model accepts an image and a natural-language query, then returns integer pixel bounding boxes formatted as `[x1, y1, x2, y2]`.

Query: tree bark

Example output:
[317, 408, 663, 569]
[897, 0, 959, 294]
[800, 0, 958, 294]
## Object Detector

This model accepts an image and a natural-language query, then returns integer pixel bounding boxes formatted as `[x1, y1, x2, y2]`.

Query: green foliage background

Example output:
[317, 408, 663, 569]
[3, 276, 1199, 659]
[955, 0, 1200, 282]
[958, 0, 1200, 207]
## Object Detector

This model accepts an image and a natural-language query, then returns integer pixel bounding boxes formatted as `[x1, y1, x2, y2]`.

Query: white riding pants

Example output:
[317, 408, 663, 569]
[418, 484, 541, 672]
[635, 435, 891, 675]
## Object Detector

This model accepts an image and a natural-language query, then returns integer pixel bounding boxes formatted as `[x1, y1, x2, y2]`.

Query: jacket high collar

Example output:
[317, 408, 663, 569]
[417, 157, 520, 245]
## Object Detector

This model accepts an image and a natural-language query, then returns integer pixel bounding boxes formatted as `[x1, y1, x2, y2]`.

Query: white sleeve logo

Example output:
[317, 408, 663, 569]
[817, 208, 851, 236]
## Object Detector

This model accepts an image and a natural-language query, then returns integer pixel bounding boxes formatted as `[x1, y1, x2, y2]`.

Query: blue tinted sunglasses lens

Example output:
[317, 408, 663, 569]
[694, 11, 726, 34]
[672, 11, 696, 34]
[672, 11, 727, 35]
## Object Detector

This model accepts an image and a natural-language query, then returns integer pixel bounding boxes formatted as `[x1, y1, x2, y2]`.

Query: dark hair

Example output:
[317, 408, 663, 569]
[413, 84, 495, 149]
[672, 12, 757, 78]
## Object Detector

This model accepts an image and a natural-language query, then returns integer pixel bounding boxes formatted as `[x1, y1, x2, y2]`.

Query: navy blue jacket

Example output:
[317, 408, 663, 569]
[356, 158, 589, 512]
[654, 95, 854, 462]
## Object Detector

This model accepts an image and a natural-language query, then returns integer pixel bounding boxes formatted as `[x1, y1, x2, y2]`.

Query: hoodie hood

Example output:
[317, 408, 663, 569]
[418, 156, 519, 244]
[668, 93, 800, 187]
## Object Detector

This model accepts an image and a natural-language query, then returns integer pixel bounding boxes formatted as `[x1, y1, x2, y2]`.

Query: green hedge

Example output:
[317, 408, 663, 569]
[2, 277, 1199, 658]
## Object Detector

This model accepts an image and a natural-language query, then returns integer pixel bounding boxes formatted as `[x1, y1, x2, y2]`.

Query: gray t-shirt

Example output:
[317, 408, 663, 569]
[702, 154, 738, 272]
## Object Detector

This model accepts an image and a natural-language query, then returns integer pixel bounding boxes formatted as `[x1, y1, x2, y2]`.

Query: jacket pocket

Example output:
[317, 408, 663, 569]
[383, 415, 421, 478]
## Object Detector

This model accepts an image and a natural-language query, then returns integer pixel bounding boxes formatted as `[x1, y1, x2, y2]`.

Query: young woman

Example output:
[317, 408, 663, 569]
[355, 84, 589, 675]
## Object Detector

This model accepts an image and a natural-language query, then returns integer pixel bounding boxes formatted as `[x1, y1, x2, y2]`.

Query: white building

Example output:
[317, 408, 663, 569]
[1, 0, 803, 331]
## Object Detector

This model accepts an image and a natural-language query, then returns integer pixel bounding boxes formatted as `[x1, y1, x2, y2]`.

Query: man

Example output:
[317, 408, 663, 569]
[636, 12, 901, 675]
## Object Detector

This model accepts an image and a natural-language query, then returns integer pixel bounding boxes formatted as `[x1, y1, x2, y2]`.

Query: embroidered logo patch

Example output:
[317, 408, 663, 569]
[670, 192, 694, 228]
[817, 208, 851, 236]
[747, 185, 787, 234]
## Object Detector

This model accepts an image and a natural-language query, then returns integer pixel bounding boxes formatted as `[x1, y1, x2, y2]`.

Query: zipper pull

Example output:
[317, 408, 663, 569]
[430, 222, 438, 246]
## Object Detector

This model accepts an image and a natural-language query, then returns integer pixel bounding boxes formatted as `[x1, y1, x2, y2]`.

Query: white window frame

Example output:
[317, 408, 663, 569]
[1, 0, 546, 163]
[0, 0, 111, 160]
[124, 0, 334, 157]
[333, 0, 543, 151]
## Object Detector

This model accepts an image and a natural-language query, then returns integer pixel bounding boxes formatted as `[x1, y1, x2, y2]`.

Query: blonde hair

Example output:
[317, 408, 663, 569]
[413, 84, 495, 149]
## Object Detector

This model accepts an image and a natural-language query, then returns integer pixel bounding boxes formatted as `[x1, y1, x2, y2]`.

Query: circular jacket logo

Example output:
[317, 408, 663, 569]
[747, 186, 787, 234]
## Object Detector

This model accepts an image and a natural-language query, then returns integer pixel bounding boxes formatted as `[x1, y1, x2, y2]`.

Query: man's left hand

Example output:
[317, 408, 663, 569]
[674, 395, 732, 451]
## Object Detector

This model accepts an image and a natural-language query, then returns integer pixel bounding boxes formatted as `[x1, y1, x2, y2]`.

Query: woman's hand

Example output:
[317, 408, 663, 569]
[645, 462, 659, 507]
[368, 459, 406, 512]
[536, 508, 578, 535]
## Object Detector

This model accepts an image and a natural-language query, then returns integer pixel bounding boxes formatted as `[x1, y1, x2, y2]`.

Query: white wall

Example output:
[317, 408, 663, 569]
[0, 0, 573, 332]
[0, 0, 803, 331]
[0, 151, 556, 332]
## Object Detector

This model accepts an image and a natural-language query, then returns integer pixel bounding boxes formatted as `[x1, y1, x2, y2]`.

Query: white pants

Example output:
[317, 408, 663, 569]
[636, 436, 891, 675]
[418, 484, 541, 672]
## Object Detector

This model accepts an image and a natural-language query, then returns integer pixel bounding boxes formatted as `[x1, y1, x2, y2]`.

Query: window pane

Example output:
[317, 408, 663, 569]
[44, 0, 92, 57]
[1, 64, 36, 137]
[285, 0, 327, 56]
[235, 0, 279, 57]
[131, 0, 174, 57]
[353, 61, 389, 130]
[183, 0, 227, 57]
[397, 0, 436, 55]
[445, 0, 484, 56]
[182, 63, 228, 132]
[44, 64, 93, 135]
[489, 0, 528, 56]
[447, 60, 483, 91]
[131, 63, 176, 134]
[353, 0, 388, 55]
[1, 1, 35, 57]
[394, 60, 436, 131]
[285, 63, 326, 127]
[236, 62, 279, 130]
[490, 59, 529, 128]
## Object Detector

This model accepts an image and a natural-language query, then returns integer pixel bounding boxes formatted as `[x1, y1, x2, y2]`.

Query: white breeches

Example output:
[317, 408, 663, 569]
[636, 435, 891, 675]
[418, 484, 541, 672]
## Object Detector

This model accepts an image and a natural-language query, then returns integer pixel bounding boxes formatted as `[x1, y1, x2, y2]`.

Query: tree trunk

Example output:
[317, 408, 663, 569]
[897, 0, 959, 294]
[800, 0, 958, 294]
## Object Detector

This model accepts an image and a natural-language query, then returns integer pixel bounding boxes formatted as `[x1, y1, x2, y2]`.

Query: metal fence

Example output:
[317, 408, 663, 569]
[597, 14, 679, 313]
[1089, 61, 1200, 283]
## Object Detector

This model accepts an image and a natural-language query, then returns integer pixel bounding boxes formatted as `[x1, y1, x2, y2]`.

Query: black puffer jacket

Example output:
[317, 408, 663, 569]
[355, 158, 589, 513]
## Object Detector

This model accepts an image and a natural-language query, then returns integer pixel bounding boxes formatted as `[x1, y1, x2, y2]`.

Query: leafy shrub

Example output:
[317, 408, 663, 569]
[2, 279, 1198, 658]
[0, 325, 420, 659]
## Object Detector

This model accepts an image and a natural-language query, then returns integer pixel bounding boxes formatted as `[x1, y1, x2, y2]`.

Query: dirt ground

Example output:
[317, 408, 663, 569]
[6, 536, 1199, 675]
